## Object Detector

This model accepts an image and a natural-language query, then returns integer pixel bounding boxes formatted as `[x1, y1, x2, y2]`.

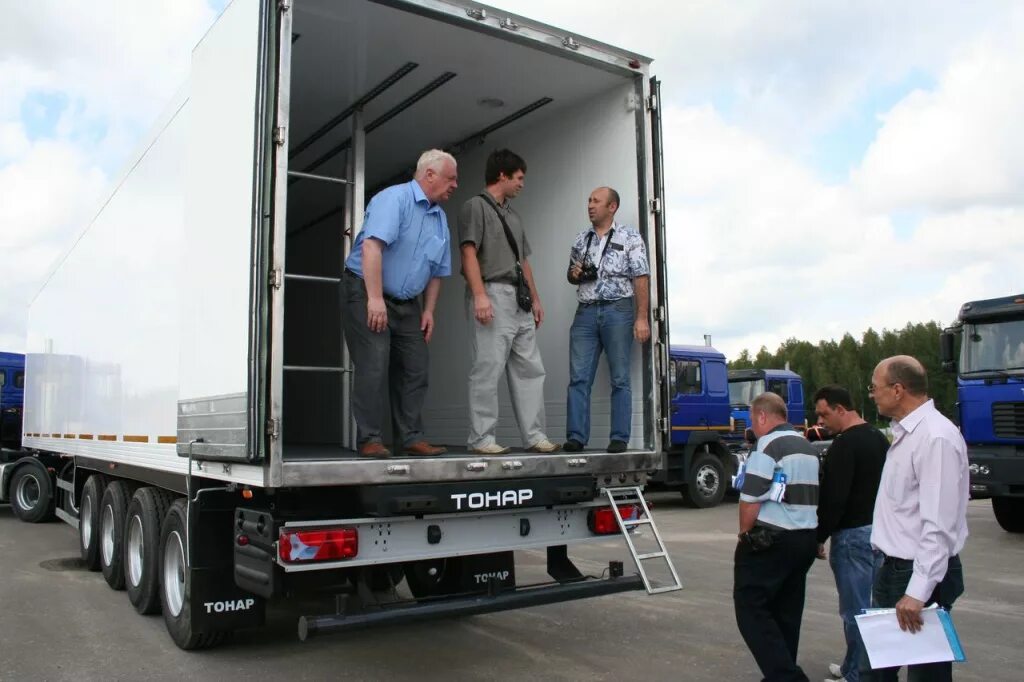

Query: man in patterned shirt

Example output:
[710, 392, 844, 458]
[563, 187, 650, 453]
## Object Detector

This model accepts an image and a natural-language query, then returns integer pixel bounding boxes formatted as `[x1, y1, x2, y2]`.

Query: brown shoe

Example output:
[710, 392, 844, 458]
[404, 441, 446, 456]
[359, 442, 391, 458]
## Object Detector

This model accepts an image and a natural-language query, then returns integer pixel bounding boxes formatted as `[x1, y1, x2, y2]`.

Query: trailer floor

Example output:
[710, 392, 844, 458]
[281, 444, 642, 461]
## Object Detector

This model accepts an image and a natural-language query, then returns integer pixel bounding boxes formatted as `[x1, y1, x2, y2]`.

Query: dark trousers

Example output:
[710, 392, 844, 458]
[734, 528, 817, 682]
[342, 273, 428, 446]
[859, 555, 965, 682]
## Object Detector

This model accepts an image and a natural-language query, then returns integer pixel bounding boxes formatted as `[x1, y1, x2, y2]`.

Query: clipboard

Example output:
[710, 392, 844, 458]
[855, 604, 966, 669]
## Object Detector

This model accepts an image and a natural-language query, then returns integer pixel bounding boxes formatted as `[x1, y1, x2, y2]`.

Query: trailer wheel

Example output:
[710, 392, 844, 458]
[10, 463, 55, 523]
[681, 452, 726, 509]
[404, 558, 463, 598]
[99, 481, 130, 590]
[125, 487, 172, 614]
[79, 475, 107, 570]
[160, 498, 227, 650]
[992, 497, 1024, 533]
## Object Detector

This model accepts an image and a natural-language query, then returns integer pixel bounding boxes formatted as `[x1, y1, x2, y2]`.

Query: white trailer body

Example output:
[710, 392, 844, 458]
[13, 0, 673, 648]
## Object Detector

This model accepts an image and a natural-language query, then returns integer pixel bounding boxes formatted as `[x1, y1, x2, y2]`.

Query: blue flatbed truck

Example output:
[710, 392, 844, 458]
[648, 344, 734, 508]
[941, 293, 1024, 532]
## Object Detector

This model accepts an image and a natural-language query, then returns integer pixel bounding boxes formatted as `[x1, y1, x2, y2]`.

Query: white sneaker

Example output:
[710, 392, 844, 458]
[469, 442, 512, 455]
[828, 663, 843, 678]
[823, 678, 846, 682]
[526, 439, 561, 453]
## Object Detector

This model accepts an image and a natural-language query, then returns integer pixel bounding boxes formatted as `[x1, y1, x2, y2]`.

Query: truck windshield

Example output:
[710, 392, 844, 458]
[962, 320, 1024, 373]
[729, 379, 765, 406]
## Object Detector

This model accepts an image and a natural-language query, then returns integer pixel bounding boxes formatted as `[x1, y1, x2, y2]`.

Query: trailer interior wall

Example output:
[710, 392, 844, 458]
[281, 0, 656, 455]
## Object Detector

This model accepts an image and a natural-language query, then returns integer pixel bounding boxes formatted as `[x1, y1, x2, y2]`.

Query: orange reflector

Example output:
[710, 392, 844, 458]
[588, 504, 642, 535]
[242, 489, 254, 500]
[279, 528, 359, 563]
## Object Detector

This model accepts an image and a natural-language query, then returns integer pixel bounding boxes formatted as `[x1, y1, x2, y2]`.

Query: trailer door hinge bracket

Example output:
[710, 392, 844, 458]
[657, 417, 668, 432]
[278, 0, 291, 12]
[649, 198, 661, 214]
[646, 94, 658, 111]
[266, 419, 280, 439]
[274, 126, 286, 146]
[269, 268, 283, 290]
[655, 306, 665, 322]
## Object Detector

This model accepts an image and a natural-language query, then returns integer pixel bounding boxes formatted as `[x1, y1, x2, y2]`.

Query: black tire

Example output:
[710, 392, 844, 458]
[79, 475, 107, 571]
[404, 558, 464, 599]
[160, 498, 227, 650]
[681, 451, 727, 509]
[992, 497, 1024, 533]
[99, 481, 130, 590]
[9, 464, 55, 523]
[125, 487, 173, 614]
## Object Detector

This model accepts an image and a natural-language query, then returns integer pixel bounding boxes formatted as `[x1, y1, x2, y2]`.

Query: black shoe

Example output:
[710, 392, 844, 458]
[607, 440, 628, 453]
[563, 439, 584, 452]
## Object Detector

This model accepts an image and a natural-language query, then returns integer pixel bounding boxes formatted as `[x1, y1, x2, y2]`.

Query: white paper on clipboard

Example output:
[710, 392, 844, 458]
[855, 604, 966, 669]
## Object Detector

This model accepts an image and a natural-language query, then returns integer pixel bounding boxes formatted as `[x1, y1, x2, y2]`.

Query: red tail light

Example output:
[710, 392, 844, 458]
[588, 504, 641, 535]
[279, 528, 359, 563]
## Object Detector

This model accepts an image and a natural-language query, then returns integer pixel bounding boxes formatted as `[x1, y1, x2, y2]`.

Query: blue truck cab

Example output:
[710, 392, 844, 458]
[940, 293, 1024, 533]
[649, 344, 733, 508]
[0, 352, 25, 448]
[726, 368, 806, 443]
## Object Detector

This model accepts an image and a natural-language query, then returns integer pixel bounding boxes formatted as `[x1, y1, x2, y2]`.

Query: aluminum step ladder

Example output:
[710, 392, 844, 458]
[602, 486, 682, 594]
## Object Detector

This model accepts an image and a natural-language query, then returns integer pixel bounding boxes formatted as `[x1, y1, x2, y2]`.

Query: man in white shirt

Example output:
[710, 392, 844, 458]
[861, 355, 969, 682]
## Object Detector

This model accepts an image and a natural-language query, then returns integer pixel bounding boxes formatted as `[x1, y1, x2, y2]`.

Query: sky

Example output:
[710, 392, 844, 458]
[1, 0, 1022, 360]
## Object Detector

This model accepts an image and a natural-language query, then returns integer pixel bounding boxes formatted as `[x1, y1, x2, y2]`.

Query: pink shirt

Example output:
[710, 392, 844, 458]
[870, 399, 969, 602]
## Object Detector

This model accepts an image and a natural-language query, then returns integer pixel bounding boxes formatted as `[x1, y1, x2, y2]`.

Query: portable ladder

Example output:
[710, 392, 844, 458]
[602, 486, 682, 594]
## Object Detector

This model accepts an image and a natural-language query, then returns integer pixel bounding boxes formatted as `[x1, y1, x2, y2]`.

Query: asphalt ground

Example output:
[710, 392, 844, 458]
[0, 496, 1020, 681]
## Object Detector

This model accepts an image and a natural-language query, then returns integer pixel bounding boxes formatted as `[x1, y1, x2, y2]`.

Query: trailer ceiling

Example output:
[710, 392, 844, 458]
[286, 0, 641, 232]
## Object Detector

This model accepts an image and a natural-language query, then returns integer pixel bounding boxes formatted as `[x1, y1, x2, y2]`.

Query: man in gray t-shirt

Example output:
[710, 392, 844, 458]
[458, 149, 559, 455]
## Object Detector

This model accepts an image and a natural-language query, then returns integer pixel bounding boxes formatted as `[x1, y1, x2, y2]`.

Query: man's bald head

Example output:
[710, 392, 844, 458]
[750, 392, 788, 438]
[877, 355, 928, 397]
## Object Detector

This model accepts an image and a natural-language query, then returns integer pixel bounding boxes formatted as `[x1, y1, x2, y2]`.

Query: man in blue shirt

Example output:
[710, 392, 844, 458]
[735, 392, 820, 682]
[343, 149, 457, 458]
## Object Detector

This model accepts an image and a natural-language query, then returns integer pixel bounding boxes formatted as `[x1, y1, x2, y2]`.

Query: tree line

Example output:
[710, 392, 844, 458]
[728, 322, 957, 423]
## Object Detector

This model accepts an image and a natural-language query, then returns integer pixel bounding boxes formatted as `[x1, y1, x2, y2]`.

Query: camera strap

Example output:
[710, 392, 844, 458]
[583, 228, 616, 270]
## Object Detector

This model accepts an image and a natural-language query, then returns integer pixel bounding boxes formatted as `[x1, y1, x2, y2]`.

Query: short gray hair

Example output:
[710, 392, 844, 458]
[415, 149, 456, 177]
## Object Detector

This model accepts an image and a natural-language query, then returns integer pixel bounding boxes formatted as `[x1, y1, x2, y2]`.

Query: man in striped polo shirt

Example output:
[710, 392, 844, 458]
[735, 392, 821, 682]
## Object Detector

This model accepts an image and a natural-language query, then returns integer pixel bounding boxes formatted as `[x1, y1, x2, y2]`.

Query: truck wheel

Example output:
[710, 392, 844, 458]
[404, 558, 463, 598]
[125, 487, 172, 614]
[160, 498, 226, 649]
[992, 497, 1024, 533]
[681, 452, 726, 509]
[100, 481, 130, 590]
[10, 463, 55, 523]
[79, 475, 107, 570]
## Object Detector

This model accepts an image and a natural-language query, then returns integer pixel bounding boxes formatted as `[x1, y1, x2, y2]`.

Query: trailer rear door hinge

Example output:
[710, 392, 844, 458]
[274, 126, 287, 146]
[266, 418, 280, 439]
[657, 417, 668, 432]
[655, 306, 665, 322]
[278, 0, 291, 12]
[647, 94, 658, 112]
[269, 268, 283, 290]
[649, 197, 661, 214]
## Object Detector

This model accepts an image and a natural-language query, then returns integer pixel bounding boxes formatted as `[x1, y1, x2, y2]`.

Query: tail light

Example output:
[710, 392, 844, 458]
[278, 528, 358, 563]
[588, 504, 642, 535]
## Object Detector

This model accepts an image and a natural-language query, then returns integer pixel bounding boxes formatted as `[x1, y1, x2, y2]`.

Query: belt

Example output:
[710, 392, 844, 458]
[578, 298, 626, 307]
[344, 269, 416, 304]
[881, 553, 958, 568]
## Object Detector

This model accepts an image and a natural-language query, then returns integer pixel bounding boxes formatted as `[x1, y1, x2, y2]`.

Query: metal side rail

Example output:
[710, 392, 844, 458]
[602, 486, 682, 594]
[297, 570, 644, 640]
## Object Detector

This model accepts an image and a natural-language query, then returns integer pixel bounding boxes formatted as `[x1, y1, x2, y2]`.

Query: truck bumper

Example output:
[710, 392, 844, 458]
[297, 570, 644, 640]
[968, 445, 1024, 498]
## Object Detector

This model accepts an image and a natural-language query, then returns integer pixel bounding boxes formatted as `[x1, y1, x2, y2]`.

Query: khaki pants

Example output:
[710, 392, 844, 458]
[466, 282, 548, 448]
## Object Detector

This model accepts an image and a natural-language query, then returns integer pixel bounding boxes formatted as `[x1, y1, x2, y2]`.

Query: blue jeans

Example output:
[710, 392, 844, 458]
[829, 526, 880, 682]
[566, 298, 634, 444]
[859, 554, 964, 682]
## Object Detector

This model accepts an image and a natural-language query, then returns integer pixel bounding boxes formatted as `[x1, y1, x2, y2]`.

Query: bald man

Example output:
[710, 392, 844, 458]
[734, 392, 820, 682]
[860, 356, 969, 682]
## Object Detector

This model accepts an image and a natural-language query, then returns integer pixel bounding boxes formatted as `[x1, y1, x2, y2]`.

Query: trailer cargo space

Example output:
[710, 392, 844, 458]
[280, 0, 656, 460]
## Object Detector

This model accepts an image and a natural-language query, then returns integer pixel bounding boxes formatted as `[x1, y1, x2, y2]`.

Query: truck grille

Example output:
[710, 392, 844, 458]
[993, 402, 1024, 439]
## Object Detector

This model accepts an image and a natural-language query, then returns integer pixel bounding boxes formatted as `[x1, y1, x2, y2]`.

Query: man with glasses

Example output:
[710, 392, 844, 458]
[814, 385, 888, 682]
[860, 355, 969, 681]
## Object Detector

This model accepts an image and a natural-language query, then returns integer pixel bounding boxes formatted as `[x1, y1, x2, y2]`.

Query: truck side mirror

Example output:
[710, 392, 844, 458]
[940, 331, 956, 372]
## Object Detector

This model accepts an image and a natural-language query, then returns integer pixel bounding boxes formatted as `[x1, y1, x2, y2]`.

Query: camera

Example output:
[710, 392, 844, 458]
[578, 261, 599, 283]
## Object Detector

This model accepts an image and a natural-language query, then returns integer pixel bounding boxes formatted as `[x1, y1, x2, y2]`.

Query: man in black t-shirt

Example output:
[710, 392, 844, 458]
[814, 385, 889, 682]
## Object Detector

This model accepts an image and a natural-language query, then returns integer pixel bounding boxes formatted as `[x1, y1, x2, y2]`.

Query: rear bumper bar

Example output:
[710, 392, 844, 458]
[297, 573, 645, 640]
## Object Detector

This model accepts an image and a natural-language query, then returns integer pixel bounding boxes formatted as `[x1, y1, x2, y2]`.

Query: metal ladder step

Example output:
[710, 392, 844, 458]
[602, 486, 682, 594]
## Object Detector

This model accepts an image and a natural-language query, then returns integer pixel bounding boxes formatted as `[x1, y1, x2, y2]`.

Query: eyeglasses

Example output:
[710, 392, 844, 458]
[867, 382, 899, 393]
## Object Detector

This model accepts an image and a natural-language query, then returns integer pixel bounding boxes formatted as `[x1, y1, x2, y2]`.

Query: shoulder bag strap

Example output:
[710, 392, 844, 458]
[479, 193, 521, 263]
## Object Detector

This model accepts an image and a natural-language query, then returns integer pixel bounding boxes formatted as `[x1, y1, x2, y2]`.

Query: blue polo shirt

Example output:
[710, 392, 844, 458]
[345, 180, 452, 299]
